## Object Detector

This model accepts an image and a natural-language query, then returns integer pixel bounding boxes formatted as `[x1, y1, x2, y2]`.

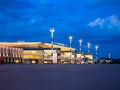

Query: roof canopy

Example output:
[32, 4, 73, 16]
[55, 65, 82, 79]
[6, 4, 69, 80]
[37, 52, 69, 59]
[0, 42, 76, 51]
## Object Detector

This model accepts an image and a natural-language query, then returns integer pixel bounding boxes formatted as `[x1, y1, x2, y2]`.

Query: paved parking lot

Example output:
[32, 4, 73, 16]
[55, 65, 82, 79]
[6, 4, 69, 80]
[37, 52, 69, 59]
[0, 64, 120, 90]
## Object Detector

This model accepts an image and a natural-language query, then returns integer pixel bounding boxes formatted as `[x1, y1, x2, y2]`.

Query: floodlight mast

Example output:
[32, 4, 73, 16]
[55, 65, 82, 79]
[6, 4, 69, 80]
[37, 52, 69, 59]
[79, 39, 82, 52]
[95, 45, 99, 59]
[50, 28, 55, 64]
[69, 35, 73, 52]
[87, 42, 91, 53]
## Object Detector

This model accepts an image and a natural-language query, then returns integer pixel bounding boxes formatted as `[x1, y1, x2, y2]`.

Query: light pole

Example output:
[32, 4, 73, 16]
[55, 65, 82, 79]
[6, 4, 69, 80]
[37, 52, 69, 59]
[87, 42, 91, 53]
[50, 28, 55, 64]
[95, 45, 98, 59]
[108, 53, 112, 59]
[69, 35, 73, 52]
[69, 35, 73, 63]
[79, 39, 82, 52]
[79, 39, 83, 63]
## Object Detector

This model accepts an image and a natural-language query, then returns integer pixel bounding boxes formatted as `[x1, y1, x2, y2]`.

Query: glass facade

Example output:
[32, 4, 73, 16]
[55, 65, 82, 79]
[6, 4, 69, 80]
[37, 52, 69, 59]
[60, 51, 73, 64]
[44, 50, 52, 59]
[23, 48, 60, 64]
[23, 49, 44, 64]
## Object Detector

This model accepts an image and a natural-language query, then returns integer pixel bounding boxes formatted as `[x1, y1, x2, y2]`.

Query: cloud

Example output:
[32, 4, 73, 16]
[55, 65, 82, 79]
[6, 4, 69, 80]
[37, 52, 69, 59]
[88, 18, 104, 28]
[87, 14, 120, 52]
[88, 14, 120, 30]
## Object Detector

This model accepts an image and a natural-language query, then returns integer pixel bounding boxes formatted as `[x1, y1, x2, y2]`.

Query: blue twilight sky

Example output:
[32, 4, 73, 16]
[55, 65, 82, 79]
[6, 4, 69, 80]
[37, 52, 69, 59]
[0, 0, 120, 58]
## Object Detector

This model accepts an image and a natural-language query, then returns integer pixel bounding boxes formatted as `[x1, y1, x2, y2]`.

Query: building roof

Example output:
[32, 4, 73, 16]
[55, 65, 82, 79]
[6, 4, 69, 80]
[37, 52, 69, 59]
[44, 43, 75, 51]
[0, 42, 76, 51]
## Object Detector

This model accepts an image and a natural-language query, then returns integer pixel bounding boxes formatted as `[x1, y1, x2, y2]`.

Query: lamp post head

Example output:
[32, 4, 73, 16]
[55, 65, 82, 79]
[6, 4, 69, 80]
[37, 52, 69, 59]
[88, 42, 90, 47]
[95, 45, 98, 50]
[69, 35, 73, 40]
[50, 28, 55, 33]
[79, 39, 82, 43]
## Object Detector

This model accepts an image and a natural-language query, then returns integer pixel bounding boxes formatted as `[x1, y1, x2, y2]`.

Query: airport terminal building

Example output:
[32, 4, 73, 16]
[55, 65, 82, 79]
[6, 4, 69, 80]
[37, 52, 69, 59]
[0, 42, 93, 64]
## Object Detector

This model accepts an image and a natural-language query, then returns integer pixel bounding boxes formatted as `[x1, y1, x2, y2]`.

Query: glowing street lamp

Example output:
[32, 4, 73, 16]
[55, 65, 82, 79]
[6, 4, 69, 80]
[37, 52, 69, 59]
[79, 39, 82, 52]
[50, 28, 55, 64]
[95, 45, 99, 59]
[87, 42, 91, 53]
